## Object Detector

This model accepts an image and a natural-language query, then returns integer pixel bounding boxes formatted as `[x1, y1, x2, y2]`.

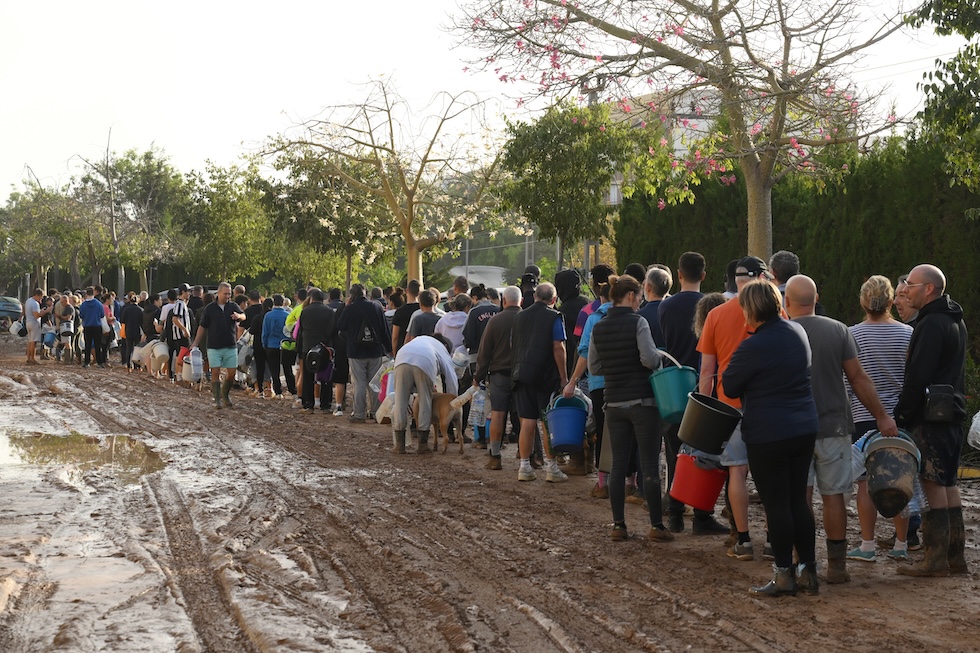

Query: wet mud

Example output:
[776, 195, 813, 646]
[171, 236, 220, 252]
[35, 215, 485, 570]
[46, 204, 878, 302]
[1, 333, 979, 652]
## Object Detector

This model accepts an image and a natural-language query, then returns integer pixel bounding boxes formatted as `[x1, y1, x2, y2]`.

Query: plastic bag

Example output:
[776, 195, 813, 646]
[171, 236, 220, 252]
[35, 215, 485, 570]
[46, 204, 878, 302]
[968, 411, 980, 451]
[369, 359, 395, 394]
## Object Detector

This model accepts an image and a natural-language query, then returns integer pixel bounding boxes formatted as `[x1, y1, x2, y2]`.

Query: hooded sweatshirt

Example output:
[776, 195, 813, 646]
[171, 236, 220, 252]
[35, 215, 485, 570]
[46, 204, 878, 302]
[434, 310, 469, 351]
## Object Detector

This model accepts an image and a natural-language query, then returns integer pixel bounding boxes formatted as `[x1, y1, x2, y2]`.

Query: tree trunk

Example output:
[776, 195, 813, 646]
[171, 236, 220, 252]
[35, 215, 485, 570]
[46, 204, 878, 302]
[556, 236, 565, 271]
[405, 242, 424, 288]
[345, 251, 353, 292]
[139, 270, 148, 293]
[743, 167, 774, 260]
[70, 248, 82, 289]
[116, 264, 126, 295]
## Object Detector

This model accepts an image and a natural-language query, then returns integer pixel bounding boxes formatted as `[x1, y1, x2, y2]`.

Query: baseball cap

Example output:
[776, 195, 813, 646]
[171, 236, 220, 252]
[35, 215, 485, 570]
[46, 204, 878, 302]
[178, 283, 191, 293]
[735, 256, 771, 279]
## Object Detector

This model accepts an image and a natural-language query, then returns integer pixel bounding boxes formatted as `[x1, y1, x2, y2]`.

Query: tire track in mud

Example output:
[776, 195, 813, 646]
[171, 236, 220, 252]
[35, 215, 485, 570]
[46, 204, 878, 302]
[0, 570, 58, 653]
[145, 476, 260, 653]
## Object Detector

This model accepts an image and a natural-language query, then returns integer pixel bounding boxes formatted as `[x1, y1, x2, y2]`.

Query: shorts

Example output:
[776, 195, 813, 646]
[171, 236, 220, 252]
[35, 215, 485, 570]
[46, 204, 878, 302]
[207, 347, 238, 370]
[907, 422, 962, 487]
[851, 433, 873, 482]
[808, 435, 852, 495]
[27, 323, 42, 343]
[488, 372, 513, 412]
[720, 423, 748, 466]
[513, 381, 552, 420]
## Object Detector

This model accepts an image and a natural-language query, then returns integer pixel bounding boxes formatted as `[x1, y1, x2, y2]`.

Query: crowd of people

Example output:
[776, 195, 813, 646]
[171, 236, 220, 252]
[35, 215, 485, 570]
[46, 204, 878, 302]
[14, 250, 970, 596]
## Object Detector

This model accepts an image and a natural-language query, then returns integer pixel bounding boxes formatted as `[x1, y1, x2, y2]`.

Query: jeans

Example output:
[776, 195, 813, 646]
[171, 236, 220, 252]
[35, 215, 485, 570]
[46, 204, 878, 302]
[607, 403, 664, 525]
[83, 326, 102, 366]
[266, 348, 293, 396]
[350, 356, 383, 419]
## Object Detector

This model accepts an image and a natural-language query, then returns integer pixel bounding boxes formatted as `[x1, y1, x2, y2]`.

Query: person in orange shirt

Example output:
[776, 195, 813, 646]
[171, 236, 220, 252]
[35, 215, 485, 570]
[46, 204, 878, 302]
[697, 256, 772, 560]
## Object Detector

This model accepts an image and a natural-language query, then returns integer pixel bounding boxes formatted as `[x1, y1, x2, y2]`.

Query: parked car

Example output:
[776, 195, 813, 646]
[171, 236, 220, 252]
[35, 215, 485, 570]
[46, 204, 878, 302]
[0, 296, 23, 330]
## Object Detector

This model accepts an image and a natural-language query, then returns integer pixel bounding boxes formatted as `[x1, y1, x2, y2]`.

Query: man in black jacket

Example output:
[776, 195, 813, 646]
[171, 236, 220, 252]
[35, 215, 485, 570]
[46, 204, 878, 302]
[298, 288, 337, 414]
[510, 282, 569, 483]
[337, 284, 391, 423]
[895, 264, 968, 577]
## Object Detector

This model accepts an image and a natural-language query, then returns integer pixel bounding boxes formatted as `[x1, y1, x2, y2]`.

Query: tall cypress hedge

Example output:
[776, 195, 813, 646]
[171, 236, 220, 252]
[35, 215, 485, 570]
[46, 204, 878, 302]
[615, 134, 980, 346]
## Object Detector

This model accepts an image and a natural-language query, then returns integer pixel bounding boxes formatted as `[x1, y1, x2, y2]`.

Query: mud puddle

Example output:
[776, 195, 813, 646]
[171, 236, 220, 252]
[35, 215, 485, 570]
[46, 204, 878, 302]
[1, 430, 165, 485]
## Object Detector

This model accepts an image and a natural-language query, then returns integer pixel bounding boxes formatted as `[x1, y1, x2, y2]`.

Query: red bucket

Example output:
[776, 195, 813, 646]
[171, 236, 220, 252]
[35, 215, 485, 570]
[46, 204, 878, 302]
[669, 453, 727, 512]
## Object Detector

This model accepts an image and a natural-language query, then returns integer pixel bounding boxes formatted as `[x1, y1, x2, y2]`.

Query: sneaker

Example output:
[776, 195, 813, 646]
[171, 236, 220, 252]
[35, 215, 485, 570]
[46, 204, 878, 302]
[648, 526, 675, 542]
[667, 513, 684, 533]
[611, 524, 629, 542]
[887, 548, 909, 561]
[545, 466, 568, 483]
[692, 516, 729, 535]
[727, 542, 754, 561]
[333, 409, 344, 417]
[763, 543, 775, 561]
[518, 466, 536, 482]
[846, 547, 877, 563]
[485, 454, 502, 471]
[348, 416, 366, 424]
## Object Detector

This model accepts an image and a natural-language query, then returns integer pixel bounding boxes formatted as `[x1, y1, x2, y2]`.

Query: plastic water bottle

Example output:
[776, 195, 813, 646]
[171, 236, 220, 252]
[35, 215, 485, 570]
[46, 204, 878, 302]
[470, 386, 486, 428]
[190, 347, 203, 382]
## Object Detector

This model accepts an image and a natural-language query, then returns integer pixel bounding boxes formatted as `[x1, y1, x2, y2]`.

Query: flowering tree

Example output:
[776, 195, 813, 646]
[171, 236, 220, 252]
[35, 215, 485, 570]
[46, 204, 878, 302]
[273, 80, 502, 286]
[455, 0, 908, 258]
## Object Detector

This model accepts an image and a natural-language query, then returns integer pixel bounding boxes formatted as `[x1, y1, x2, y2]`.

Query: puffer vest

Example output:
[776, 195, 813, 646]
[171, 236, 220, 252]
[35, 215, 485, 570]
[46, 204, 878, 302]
[511, 301, 561, 387]
[590, 306, 655, 404]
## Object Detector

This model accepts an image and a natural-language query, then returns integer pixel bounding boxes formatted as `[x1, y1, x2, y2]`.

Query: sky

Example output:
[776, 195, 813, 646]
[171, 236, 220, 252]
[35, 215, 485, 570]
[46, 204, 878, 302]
[0, 1, 965, 195]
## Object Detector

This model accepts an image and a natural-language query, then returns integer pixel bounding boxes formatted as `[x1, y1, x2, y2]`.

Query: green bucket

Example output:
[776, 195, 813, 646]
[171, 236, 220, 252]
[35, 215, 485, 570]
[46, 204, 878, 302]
[649, 351, 698, 424]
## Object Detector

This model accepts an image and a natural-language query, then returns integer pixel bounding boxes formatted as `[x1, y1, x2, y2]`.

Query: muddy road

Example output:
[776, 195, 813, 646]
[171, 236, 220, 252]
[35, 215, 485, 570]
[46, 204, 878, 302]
[1, 334, 978, 652]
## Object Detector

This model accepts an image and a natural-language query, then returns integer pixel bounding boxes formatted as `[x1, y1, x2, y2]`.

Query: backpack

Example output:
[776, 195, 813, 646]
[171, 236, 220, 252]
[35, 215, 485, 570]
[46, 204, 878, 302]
[306, 344, 335, 382]
[355, 318, 378, 345]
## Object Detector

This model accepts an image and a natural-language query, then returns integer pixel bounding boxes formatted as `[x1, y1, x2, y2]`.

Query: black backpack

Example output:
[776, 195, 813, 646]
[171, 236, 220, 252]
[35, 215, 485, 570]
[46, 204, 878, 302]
[305, 343, 334, 371]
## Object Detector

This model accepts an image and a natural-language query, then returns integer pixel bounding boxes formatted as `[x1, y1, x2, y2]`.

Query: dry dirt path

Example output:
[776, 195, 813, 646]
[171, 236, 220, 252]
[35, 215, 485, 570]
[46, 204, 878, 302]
[1, 334, 978, 652]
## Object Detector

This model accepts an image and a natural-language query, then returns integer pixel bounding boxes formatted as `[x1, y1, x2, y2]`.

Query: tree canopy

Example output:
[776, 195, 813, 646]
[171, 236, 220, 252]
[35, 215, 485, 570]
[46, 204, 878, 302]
[455, 0, 907, 258]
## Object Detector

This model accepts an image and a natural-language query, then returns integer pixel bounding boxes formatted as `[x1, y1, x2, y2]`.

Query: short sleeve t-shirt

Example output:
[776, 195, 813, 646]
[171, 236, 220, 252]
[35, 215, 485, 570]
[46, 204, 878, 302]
[658, 291, 703, 370]
[392, 301, 420, 349]
[793, 315, 859, 439]
[407, 310, 441, 338]
[696, 297, 749, 409]
[25, 298, 41, 327]
[200, 302, 240, 350]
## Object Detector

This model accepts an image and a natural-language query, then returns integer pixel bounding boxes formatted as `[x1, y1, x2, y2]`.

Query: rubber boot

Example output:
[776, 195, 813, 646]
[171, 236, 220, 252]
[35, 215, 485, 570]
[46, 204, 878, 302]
[212, 381, 222, 409]
[560, 450, 589, 476]
[948, 506, 968, 574]
[749, 565, 797, 597]
[826, 541, 851, 584]
[796, 561, 819, 595]
[899, 509, 951, 577]
[392, 430, 406, 454]
[221, 378, 234, 407]
[416, 429, 432, 455]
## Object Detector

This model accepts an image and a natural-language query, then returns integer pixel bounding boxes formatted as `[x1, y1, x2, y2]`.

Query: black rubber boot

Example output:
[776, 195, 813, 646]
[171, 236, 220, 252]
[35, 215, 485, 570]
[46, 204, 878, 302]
[899, 508, 951, 577]
[392, 430, 406, 454]
[220, 378, 234, 407]
[212, 381, 222, 409]
[948, 506, 967, 574]
[796, 561, 819, 595]
[826, 540, 851, 584]
[749, 565, 797, 597]
[416, 429, 431, 455]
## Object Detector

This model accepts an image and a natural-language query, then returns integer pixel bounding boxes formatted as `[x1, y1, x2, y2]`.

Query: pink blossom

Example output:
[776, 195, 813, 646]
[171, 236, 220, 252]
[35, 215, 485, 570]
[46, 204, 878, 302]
[595, 55, 603, 62]
[660, 138, 668, 146]
[658, 199, 666, 210]
[572, 117, 578, 124]
[599, 125, 606, 132]
[887, 114, 897, 123]
[649, 146, 655, 155]
[674, 25, 684, 36]
[751, 123, 762, 135]
[639, 121, 647, 128]
[842, 163, 849, 170]
[695, 106, 703, 116]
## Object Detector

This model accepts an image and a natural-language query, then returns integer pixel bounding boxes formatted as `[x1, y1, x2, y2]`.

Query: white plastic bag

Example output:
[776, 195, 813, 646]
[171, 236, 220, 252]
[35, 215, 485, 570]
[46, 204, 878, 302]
[968, 411, 980, 451]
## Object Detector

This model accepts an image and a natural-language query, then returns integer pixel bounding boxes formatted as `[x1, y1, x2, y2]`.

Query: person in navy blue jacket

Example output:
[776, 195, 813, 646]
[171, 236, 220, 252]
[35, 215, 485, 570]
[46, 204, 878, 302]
[722, 280, 819, 597]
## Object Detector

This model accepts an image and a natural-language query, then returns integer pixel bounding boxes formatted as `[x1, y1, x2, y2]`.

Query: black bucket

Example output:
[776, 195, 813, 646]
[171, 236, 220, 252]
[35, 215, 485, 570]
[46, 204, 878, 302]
[676, 392, 742, 455]
[865, 432, 920, 518]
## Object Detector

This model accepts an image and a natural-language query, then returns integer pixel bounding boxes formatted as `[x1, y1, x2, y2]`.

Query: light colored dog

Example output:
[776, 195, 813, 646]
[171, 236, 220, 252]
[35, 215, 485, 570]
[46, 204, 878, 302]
[412, 392, 465, 455]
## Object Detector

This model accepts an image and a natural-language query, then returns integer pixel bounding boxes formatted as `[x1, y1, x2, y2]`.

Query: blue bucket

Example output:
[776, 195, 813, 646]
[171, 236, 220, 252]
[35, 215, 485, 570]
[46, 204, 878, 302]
[547, 406, 587, 453]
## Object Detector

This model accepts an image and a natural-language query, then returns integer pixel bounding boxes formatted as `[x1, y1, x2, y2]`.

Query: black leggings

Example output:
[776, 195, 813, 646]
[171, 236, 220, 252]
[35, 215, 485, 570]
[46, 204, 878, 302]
[606, 404, 663, 525]
[746, 433, 817, 568]
[266, 347, 295, 395]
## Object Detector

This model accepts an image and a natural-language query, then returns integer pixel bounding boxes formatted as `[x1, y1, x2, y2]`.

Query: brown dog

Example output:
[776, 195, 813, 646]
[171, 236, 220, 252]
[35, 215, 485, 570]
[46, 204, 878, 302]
[412, 392, 465, 455]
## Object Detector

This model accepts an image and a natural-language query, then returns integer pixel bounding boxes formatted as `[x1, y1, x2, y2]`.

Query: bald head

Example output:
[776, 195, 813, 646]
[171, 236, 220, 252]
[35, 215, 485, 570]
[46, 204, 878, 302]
[906, 264, 946, 309]
[784, 274, 817, 318]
